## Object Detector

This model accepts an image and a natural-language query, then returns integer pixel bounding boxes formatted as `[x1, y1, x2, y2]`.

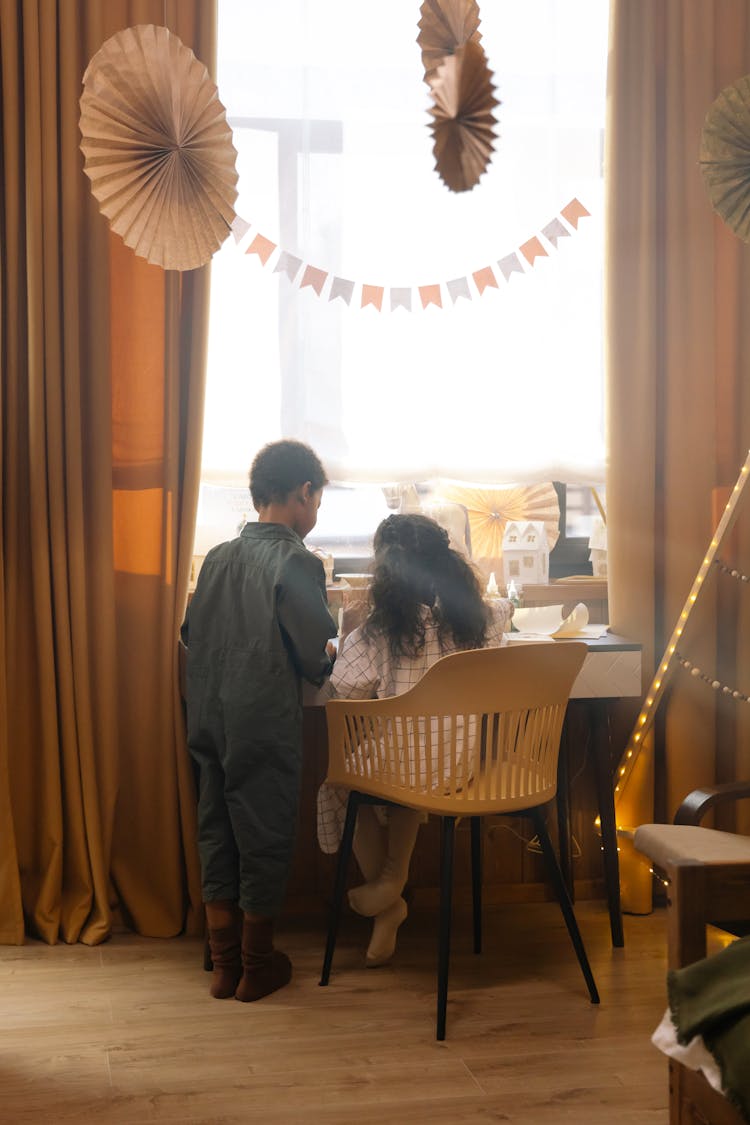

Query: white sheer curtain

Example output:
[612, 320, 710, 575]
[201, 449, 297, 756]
[203, 0, 608, 487]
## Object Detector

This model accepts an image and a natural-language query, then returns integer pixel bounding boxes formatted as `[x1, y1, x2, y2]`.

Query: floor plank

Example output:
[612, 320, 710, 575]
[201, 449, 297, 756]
[0, 901, 672, 1124]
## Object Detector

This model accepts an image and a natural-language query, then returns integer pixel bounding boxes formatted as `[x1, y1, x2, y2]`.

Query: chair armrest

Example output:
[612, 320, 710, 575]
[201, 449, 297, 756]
[674, 781, 750, 825]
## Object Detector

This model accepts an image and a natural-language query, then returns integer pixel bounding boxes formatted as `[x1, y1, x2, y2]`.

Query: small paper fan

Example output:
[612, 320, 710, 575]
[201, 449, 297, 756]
[437, 482, 560, 563]
[699, 74, 750, 242]
[429, 39, 499, 193]
[79, 24, 239, 271]
[417, 0, 482, 83]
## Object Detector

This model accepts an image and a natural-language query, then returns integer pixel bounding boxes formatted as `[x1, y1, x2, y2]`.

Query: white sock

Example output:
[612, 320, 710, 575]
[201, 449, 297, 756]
[366, 897, 408, 967]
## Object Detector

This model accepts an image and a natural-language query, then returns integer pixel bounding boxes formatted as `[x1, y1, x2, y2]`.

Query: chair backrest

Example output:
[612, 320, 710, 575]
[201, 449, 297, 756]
[325, 641, 587, 815]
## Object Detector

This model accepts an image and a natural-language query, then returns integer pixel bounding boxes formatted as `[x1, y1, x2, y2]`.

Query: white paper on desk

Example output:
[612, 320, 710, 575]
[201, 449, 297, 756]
[513, 602, 591, 637]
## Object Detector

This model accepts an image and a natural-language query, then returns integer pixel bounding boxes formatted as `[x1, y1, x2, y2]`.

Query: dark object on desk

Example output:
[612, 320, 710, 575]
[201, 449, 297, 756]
[319, 642, 599, 1041]
[634, 779, 750, 1125]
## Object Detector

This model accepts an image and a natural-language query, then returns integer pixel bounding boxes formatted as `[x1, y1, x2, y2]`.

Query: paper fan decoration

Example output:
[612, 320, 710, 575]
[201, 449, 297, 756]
[429, 39, 499, 193]
[417, 0, 482, 84]
[80, 25, 238, 271]
[437, 483, 560, 564]
[699, 74, 750, 242]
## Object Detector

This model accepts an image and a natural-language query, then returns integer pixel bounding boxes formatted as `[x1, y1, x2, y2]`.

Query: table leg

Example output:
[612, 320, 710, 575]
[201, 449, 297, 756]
[591, 700, 624, 947]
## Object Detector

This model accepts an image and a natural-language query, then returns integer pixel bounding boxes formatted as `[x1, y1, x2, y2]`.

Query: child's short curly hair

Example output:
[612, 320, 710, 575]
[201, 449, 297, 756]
[249, 440, 328, 508]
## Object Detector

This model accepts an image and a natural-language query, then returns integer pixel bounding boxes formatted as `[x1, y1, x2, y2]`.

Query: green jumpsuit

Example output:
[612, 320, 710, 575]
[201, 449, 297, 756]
[181, 522, 336, 916]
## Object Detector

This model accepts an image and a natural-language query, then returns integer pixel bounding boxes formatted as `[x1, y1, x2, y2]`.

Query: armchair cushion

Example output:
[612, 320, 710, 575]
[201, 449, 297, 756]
[634, 824, 750, 868]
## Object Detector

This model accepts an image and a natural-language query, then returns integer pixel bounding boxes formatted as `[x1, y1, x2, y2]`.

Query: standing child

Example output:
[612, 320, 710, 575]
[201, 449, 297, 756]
[317, 513, 512, 966]
[182, 440, 336, 1001]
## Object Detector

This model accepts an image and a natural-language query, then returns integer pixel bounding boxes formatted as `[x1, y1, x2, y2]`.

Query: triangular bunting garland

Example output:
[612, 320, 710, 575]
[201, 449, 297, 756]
[235, 198, 590, 312]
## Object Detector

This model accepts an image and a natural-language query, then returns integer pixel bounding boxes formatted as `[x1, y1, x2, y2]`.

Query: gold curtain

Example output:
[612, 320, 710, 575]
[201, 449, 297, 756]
[607, 0, 750, 865]
[0, 0, 214, 944]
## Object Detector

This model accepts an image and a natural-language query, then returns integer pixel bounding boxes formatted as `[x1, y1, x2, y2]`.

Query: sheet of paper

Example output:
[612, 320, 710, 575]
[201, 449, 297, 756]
[511, 602, 607, 639]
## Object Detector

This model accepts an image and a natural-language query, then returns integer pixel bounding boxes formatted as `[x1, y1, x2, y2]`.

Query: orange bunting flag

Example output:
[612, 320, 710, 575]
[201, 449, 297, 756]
[472, 266, 498, 295]
[300, 265, 328, 295]
[361, 284, 384, 311]
[520, 237, 547, 266]
[561, 197, 591, 229]
[419, 284, 442, 308]
[246, 233, 276, 265]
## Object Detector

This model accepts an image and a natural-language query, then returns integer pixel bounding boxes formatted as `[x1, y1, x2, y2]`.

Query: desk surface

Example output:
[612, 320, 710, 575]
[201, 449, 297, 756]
[514, 632, 642, 699]
[305, 631, 643, 705]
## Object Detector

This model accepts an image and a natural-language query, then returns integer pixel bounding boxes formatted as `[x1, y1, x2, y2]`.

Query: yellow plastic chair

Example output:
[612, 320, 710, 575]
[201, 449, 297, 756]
[319, 642, 599, 1039]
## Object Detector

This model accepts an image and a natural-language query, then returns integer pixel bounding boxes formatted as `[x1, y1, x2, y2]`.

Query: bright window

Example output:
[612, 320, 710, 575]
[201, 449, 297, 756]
[199, 0, 609, 554]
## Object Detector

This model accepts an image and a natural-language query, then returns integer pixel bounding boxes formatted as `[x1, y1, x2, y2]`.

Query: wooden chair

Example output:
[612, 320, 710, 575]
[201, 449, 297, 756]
[634, 781, 750, 1125]
[319, 642, 600, 1040]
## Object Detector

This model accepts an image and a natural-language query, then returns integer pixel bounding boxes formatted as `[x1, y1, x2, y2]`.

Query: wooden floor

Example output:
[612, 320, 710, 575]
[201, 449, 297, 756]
[1, 901, 673, 1124]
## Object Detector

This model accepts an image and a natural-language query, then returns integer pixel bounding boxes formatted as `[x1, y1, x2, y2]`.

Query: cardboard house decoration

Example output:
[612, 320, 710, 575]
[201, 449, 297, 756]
[588, 517, 607, 577]
[501, 520, 549, 588]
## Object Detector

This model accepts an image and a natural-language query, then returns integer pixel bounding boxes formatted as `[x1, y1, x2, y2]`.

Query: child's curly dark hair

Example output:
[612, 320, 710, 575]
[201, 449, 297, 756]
[363, 513, 490, 659]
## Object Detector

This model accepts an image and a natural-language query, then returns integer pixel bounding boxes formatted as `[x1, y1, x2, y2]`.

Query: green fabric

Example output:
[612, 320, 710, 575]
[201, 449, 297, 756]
[668, 935, 750, 1122]
[182, 523, 336, 914]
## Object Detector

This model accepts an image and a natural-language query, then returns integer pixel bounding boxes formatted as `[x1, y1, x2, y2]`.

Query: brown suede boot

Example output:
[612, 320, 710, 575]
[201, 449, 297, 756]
[234, 915, 292, 1003]
[205, 900, 242, 999]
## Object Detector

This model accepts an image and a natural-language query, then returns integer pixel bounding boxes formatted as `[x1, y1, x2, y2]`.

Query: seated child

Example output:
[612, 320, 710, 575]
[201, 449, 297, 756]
[317, 512, 512, 966]
[183, 439, 337, 1002]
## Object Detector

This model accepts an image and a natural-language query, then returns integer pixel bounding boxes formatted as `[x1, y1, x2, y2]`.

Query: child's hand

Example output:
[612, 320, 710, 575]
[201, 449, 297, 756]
[326, 641, 338, 662]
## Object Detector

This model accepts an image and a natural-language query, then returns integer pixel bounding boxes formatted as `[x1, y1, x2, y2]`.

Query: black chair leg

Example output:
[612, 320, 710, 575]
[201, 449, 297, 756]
[530, 806, 600, 1005]
[320, 792, 360, 986]
[437, 816, 456, 1041]
[470, 817, 482, 954]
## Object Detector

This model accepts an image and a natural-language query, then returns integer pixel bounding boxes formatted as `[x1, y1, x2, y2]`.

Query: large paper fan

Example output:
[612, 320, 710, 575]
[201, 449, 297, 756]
[417, 0, 482, 84]
[437, 482, 560, 563]
[699, 74, 750, 242]
[429, 39, 499, 193]
[80, 25, 239, 271]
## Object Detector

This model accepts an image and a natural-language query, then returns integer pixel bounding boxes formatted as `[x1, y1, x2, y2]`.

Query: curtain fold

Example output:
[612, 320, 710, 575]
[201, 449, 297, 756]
[0, 0, 214, 945]
[606, 0, 750, 875]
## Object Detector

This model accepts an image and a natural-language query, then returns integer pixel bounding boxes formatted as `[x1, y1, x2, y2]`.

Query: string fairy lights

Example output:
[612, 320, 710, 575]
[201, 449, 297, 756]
[613, 449, 750, 817]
